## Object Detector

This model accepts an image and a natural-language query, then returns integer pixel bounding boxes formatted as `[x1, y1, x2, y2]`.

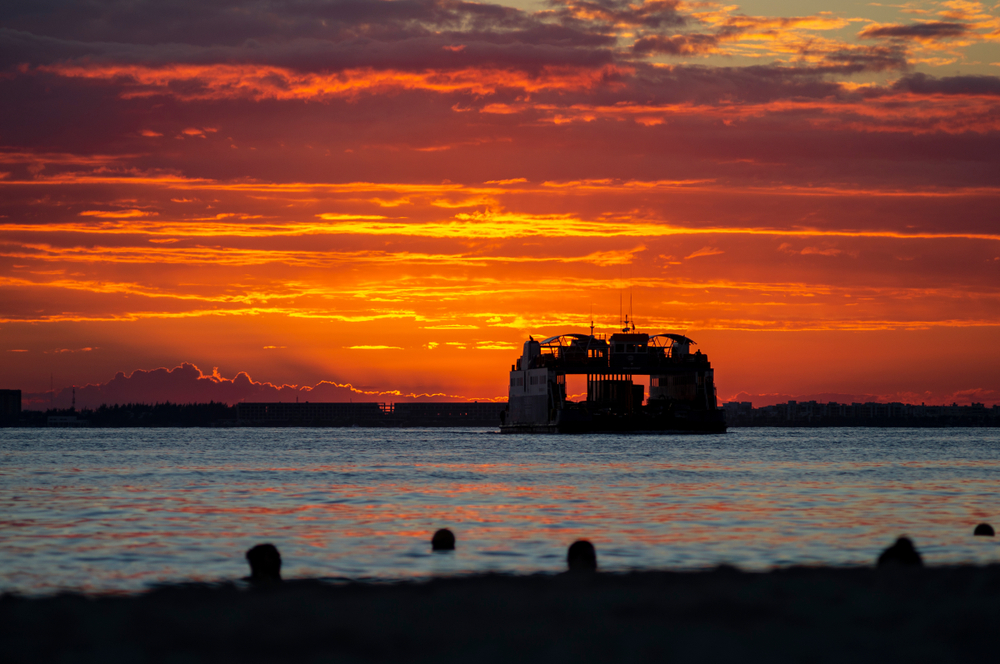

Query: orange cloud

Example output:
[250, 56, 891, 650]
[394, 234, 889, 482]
[40, 63, 632, 101]
[347, 345, 404, 350]
[79, 209, 156, 219]
[685, 247, 724, 259]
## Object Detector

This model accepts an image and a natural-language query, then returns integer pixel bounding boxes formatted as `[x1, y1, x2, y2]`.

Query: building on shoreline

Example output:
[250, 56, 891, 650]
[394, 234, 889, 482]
[723, 400, 999, 427]
[0, 389, 21, 424]
[10, 401, 508, 428]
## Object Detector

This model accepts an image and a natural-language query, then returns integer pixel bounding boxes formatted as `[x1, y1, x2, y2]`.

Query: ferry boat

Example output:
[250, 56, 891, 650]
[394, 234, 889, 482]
[500, 321, 727, 434]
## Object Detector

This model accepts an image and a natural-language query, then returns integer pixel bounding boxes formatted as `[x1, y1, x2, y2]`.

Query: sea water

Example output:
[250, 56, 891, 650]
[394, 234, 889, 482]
[1, 427, 998, 595]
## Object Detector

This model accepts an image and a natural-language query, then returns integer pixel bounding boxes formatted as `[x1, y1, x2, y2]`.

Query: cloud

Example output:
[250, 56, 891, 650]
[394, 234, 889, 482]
[892, 73, 1000, 96]
[633, 33, 719, 56]
[1, 1, 548, 51]
[0, 1, 948, 108]
[79, 209, 154, 218]
[346, 345, 404, 349]
[21, 362, 481, 409]
[819, 45, 909, 73]
[631, 12, 871, 66]
[0, 2, 619, 74]
[685, 247, 724, 259]
[423, 324, 480, 330]
[317, 213, 389, 220]
[779, 243, 844, 256]
[40, 61, 627, 102]
[547, 0, 686, 29]
[476, 341, 516, 350]
[800, 246, 844, 256]
[859, 22, 971, 41]
[947, 387, 1000, 404]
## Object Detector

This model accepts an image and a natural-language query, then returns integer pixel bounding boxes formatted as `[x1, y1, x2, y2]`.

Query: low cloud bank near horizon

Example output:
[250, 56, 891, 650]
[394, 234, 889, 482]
[16, 362, 998, 410]
[21, 363, 501, 410]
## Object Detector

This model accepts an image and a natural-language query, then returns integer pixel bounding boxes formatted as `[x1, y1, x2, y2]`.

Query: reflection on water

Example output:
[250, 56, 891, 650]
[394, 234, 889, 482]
[1, 427, 998, 594]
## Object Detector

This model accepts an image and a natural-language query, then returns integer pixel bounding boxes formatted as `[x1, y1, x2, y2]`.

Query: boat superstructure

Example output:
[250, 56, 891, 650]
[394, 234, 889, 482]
[501, 326, 726, 434]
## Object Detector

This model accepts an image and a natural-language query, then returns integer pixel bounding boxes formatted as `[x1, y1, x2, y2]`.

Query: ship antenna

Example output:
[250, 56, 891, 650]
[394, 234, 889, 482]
[630, 286, 634, 331]
[630, 265, 635, 331]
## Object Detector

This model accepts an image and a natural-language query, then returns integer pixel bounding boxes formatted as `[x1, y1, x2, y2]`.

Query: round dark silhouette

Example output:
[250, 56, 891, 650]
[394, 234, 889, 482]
[567, 540, 597, 572]
[877, 536, 923, 568]
[974, 523, 995, 537]
[245, 543, 282, 582]
[431, 528, 456, 551]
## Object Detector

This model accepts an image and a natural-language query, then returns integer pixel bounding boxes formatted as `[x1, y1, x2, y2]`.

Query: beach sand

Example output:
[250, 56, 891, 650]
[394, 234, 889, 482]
[4, 565, 999, 663]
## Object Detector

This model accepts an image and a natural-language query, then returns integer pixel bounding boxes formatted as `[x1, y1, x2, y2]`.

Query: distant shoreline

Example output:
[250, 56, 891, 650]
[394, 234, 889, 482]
[0, 390, 1000, 429]
[4, 421, 999, 429]
[3, 398, 998, 428]
[4, 565, 998, 662]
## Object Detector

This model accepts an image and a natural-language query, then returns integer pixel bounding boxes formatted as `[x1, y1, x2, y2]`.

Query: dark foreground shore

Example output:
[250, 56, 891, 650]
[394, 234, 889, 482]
[4, 565, 1000, 663]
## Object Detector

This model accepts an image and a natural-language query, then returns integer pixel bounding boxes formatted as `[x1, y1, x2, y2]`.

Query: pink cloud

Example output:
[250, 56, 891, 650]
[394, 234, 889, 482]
[22, 363, 478, 410]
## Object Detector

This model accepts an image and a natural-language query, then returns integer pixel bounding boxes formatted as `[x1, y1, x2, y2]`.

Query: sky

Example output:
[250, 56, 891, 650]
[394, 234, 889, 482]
[1, 0, 999, 409]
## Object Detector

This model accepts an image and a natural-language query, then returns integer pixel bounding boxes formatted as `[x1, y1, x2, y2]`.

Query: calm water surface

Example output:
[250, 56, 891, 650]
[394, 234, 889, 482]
[1, 427, 998, 595]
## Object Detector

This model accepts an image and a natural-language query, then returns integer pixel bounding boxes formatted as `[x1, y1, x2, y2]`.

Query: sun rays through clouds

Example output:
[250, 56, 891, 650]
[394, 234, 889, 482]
[2, 0, 999, 405]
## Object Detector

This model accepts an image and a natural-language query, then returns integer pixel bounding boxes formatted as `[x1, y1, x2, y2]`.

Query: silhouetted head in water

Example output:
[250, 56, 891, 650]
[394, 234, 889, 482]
[567, 540, 597, 572]
[877, 537, 922, 568]
[246, 543, 282, 582]
[431, 528, 455, 551]
[974, 523, 995, 537]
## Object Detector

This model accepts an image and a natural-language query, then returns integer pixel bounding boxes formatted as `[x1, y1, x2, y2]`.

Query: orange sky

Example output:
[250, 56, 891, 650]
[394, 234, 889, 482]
[1, 0, 999, 408]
